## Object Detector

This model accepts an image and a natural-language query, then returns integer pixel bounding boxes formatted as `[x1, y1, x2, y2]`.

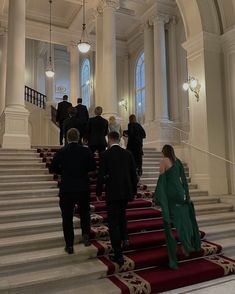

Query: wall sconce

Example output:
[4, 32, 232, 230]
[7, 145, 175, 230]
[183, 77, 201, 102]
[119, 99, 128, 111]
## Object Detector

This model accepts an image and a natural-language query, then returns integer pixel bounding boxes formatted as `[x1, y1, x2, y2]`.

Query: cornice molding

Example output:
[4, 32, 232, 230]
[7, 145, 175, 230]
[221, 26, 235, 51]
[100, 0, 120, 10]
[182, 32, 222, 58]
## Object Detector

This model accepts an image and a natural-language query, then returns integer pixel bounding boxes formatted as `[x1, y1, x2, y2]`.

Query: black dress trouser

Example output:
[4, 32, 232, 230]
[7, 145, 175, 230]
[59, 192, 90, 247]
[107, 200, 128, 258]
[59, 120, 64, 145]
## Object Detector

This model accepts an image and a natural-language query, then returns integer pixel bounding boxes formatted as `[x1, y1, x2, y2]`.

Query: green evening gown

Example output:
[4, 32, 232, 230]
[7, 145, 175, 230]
[153, 159, 201, 269]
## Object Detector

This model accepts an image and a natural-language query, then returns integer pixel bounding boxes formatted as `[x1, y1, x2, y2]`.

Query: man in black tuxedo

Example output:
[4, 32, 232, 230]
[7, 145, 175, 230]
[96, 132, 138, 265]
[87, 106, 108, 154]
[49, 128, 96, 254]
[63, 107, 81, 144]
[75, 98, 89, 142]
[56, 95, 72, 145]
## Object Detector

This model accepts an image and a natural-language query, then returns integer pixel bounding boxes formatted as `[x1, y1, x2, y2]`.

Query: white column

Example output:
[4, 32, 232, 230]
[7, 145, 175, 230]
[222, 28, 235, 194]
[69, 45, 80, 106]
[144, 22, 154, 123]
[182, 32, 228, 195]
[45, 44, 54, 103]
[1, 0, 30, 149]
[101, 0, 119, 117]
[152, 15, 169, 121]
[168, 17, 179, 121]
[0, 28, 7, 115]
[95, 7, 103, 107]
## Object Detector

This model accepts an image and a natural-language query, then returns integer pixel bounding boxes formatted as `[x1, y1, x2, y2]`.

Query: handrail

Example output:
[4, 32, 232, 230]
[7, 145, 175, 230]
[167, 125, 235, 165]
[24, 85, 46, 109]
[182, 140, 235, 165]
[51, 105, 59, 127]
[145, 124, 235, 165]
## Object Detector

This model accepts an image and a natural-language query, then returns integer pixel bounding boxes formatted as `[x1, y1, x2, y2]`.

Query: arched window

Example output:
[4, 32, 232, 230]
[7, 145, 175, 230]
[81, 58, 91, 108]
[135, 52, 145, 122]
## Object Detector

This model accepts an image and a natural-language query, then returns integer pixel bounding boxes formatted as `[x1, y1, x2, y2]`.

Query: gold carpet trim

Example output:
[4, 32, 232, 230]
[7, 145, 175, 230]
[96, 240, 113, 255]
[201, 241, 220, 256]
[110, 255, 135, 273]
[91, 225, 109, 239]
[115, 271, 151, 294]
[206, 255, 235, 275]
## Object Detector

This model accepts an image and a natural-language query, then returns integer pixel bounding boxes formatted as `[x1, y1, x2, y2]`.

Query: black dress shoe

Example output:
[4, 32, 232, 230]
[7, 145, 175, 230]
[122, 240, 130, 250]
[82, 234, 91, 247]
[64, 246, 74, 254]
[109, 255, 125, 266]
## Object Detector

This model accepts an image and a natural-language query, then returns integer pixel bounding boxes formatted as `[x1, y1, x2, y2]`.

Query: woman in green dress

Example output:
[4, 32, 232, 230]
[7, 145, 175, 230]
[154, 145, 201, 269]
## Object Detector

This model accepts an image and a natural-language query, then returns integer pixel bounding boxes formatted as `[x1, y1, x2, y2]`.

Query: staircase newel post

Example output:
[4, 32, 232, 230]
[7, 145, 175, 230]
[0, 0, 30, 149]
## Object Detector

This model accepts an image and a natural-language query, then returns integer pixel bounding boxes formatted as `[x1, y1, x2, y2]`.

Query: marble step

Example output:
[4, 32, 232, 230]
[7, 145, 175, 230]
[187, 196, 219, 205]
[213, 236, 235, 257]
[0, 244, 97, 276]
[0, 197, 59, 211]
[0, 168, 49, 175]
[0, 162, 46, 168]
[201, 222, 235, 240]
[0, 188, 58, 200]
[0, 206, 61, 223]
[194, 202, 233, 216]
[0, 181, 57, 191]
[0, 258, 106, 294]
[0, 153, 40, 159]
[0, 217, 64, 237]
[0, 174, 53, 183]
[0, 157, 42, 162]
[0, 230, 82, 256]
[141, 178, 195, 187]
[197, 211, 235, 227]
[143, 158, 188, 167]
[0, 149, 37, 154]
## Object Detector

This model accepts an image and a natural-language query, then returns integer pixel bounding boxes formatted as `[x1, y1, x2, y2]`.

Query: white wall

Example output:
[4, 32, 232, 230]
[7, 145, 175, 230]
[25, 39, 38, 89]
[54, 46, 70, 103]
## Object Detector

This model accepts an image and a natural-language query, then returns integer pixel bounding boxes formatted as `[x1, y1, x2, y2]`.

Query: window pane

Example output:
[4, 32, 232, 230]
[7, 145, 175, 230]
[135, 52, 145, 123]
[81, 58, 91, 108]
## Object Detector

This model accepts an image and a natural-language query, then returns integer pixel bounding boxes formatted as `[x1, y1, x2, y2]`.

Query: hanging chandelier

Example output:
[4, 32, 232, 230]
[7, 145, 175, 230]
[77, 0, 91, 53]
[45, 0, 55, 78]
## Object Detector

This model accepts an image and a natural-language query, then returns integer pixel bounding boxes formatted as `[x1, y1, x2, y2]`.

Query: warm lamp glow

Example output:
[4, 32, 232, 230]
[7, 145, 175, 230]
[77, 41, 91, 53]
[183, 82, 189, 91]
[45, 68, 55, 78]
[182, 76, 201, 102]
[190, 78, 197, 89]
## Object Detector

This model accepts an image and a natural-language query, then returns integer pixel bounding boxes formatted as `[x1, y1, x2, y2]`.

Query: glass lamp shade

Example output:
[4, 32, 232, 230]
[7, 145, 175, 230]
[77, 41, 91, 53]
[183, 82, 189, 91]
[190, 78, 198, 89]
[45, 64, 55, 78]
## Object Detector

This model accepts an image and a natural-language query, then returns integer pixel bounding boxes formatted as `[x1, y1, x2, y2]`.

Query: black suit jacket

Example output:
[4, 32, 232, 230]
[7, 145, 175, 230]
[96, 145, 138, 202]
[63, 117, 82, 139]
[49, 143, 96, 195]
[87, 116, 108, 147]
[75, 104, 89, 123]
[56, 101, 72, 122]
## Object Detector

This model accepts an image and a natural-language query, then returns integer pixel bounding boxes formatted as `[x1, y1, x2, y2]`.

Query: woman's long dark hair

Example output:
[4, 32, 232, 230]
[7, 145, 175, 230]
[162, 144, 176, 163]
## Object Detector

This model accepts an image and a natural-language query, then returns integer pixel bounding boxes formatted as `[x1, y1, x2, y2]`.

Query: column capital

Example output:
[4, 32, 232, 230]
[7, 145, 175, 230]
[139, 21, 153, 34]
[91, 5, 103, 23]
[170, 15, 177, 25]
[0, 26, 7, 36]
[100, 0, 120, 10]
[150, 14, 170, 26]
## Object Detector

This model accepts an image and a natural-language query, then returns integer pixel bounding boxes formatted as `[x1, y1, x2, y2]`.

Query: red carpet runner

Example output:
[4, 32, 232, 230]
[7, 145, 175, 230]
[38, 148, 235, 294]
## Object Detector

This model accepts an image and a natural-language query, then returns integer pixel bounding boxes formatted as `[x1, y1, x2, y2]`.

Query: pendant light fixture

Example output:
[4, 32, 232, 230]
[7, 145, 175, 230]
[45, 0, 55, 78]
[77, 0, 91, 53]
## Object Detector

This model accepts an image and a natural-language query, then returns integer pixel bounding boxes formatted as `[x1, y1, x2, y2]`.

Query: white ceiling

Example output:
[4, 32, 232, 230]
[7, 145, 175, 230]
[0, 0, 177, 44]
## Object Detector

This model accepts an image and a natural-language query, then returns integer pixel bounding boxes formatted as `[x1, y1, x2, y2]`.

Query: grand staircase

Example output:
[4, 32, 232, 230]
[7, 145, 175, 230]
[0, 148, 235, 293]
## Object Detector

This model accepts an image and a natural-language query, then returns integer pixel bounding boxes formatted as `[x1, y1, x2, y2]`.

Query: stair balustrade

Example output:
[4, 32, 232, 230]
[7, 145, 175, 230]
[25, 85, 46, 109]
